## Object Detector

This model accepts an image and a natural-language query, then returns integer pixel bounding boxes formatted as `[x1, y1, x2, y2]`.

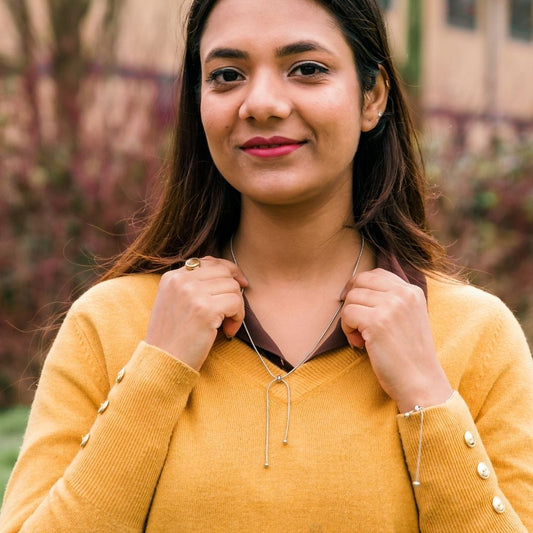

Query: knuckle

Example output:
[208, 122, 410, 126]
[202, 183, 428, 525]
[340, 304, 353, 321]
[160, 270, 178, 285]
[231, 292, 245, 312]
[230, 278, 242, 292]
[178, 279, 197, 297]
[401, 284, 423, 307]
[193, 299, 212, 319]
[360, 328, 371, 343]
[160, 270, 186, 292]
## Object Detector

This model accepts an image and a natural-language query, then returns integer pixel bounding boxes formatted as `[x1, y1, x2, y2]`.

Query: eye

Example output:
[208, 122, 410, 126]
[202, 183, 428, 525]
[206, 68, 244, 85]
[289, 62, 329, 78]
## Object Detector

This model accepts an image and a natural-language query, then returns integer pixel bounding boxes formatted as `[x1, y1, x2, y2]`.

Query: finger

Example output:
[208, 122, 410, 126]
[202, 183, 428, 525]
[183, 257, 248, 288]
[342, 287, 384, 308]
[205, 256, 249, 287]
[203, 277, 243, 297]
[341, 303, 371, 349]
[222, 317, 241, 339]
[346, 329, 365, 349]
[340, 268, 407, 299]
[211, 292, 245, 337]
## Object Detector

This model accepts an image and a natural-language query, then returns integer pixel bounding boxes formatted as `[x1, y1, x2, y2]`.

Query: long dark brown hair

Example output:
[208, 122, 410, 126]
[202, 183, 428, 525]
[102, 0, 448, 281]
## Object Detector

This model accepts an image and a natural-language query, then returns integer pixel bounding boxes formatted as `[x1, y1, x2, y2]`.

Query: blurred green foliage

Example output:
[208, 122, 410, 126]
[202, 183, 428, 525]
[0, 405, 30, 500]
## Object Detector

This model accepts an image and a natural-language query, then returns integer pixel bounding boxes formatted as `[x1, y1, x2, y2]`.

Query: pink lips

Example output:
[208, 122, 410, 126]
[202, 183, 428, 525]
[240, 136, 305, 158]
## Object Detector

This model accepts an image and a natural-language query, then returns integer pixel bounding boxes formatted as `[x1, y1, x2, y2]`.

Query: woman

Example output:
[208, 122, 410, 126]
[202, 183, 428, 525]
[1, 0, 532, 530]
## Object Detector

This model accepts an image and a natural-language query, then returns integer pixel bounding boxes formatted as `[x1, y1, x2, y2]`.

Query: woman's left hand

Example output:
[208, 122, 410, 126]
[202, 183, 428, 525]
[340, 268, 453, 413]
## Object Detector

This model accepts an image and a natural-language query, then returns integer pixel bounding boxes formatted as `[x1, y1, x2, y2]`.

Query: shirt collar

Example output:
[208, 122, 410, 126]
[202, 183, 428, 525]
[235, 250, 427, 363]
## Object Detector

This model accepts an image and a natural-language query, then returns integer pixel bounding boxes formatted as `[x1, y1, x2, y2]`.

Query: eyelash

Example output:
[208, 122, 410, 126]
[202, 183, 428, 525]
[205, 62, 329, 87]
[290, 62, 329, 78]
[206, 68, 244, 85]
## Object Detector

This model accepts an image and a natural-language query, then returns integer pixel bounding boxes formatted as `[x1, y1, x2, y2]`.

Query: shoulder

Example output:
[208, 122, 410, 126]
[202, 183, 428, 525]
[427, 275, 517, 324]
[427, 275, 530, 362]
[55, 274, 162, 377]
[72, 273, 161, 314]
[67, 273, 161, 340]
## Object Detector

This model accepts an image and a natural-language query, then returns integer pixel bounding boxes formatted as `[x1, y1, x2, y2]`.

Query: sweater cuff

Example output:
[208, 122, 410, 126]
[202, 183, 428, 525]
[65, 341, 199, 528]
[397, 391, 526, 531]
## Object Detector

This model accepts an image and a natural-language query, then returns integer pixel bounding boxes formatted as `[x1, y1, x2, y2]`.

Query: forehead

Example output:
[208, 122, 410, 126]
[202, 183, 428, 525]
[200, 0, 345, 59]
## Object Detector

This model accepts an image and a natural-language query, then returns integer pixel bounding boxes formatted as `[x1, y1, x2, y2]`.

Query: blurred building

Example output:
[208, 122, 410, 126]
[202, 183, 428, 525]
[111, 0, 533, 151]
[381, 0, 533, 150]
[0, 0, 532, 151]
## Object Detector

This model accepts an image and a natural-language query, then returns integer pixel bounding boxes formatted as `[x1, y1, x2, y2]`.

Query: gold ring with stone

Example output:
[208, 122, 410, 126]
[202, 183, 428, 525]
[185, 257, 201, 271]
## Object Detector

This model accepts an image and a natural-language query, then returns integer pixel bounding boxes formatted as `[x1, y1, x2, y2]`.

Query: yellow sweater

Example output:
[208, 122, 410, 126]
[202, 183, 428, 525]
[1, 274, 532, 532]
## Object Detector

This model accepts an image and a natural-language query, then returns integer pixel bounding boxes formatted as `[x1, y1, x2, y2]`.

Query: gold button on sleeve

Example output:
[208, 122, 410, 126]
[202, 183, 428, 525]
[97, 399, 109, 414]
[116, 367, 126, 383]
[80, 433, 90, 447]
[464, 430, 476, 448]
[492, 496, 505, 514]
[477, 462, 490, 479]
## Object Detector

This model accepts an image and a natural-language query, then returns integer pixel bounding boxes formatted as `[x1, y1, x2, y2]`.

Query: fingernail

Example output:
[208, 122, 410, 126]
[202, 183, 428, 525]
[225, 335, 234, 341]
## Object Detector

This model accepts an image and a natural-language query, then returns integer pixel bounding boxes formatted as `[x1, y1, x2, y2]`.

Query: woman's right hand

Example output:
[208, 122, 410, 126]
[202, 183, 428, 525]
[145, 257, 248, 370]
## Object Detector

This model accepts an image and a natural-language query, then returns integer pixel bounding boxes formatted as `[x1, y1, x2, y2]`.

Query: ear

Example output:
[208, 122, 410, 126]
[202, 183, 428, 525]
[360, 65, 390, 132]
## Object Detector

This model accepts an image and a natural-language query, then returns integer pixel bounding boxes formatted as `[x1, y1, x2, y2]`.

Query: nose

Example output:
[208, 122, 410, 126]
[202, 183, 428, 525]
[238, 70, 292, 122]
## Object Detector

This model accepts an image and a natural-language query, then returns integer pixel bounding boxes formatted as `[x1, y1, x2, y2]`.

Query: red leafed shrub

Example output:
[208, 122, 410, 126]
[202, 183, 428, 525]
[0, 0, 176, 406]
[426, 142, 533, 347]
[0, 81, 174, 406]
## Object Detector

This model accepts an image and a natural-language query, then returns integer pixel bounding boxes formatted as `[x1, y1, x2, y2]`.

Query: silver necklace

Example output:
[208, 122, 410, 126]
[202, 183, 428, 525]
[230, 235, 365, 467]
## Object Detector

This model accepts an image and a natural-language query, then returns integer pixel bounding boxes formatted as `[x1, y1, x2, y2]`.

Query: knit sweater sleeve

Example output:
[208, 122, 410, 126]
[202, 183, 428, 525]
[397, 290, 533, 532]
[0, 280, 199, 532]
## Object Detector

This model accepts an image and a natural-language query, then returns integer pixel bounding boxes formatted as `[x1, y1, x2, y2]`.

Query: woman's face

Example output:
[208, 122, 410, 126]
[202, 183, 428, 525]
[199, 0, 364, 211]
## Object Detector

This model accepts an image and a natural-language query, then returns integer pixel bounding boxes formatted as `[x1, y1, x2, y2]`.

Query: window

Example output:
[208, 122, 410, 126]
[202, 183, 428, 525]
[377, 0, 392, 10]
[447, 0, 476, 29]
[510, 0, 532, 41]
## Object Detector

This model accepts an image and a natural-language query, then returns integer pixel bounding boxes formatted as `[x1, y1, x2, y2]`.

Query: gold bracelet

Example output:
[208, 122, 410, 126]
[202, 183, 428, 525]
[404, 405, 424, 486]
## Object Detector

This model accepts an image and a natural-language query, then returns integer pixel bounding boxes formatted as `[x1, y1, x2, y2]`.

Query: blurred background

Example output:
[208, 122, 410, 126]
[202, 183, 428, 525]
[0, 0, 531, 416]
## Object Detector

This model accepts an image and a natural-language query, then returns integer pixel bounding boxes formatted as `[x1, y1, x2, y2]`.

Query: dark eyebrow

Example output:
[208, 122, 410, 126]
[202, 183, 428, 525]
[275, 40, 333, 57]
[204, 48, 249, 64]
[203, 40, 332, 64]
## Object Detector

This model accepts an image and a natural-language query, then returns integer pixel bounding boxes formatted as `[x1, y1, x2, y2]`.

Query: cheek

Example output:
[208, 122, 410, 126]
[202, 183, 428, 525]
[201, 102, 232, 149]
[200, 102, 214, 139]
[200, 93, 220, 129]
[315, 101, 361, 156]
[311, 84, 361, 138]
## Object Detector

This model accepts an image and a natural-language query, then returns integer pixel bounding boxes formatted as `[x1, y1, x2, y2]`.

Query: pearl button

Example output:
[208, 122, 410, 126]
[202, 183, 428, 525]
[97, 399, 109, 414]
[492, 496, 505, 514]
[477, 462, 490, 479]
[116, 367, 126, 383]
[464, 430, 476, 448]
[80, 433, 90, 447]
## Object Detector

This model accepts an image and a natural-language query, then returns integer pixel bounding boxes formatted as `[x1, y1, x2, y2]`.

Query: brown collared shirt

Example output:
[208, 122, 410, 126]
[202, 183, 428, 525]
[234, 251, 427, 370]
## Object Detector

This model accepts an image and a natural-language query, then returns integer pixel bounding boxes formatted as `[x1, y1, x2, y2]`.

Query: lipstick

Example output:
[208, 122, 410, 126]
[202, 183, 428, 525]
[240, 136, 306, 158]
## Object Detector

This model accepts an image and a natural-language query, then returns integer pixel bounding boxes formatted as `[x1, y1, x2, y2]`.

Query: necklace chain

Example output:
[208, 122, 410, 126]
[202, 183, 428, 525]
[229, 235, 365, 467]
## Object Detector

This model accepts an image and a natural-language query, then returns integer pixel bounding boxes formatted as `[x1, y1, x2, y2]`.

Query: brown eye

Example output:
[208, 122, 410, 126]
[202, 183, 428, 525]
[290, 62, 329, 78]
[209, 68, 243, 84]
[300, 64, 319, 75]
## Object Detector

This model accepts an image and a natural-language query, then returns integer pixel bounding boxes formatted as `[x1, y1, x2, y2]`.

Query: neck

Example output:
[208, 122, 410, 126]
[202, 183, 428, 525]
[227, 199, 372, 286]
[227, 198, 374, 369]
